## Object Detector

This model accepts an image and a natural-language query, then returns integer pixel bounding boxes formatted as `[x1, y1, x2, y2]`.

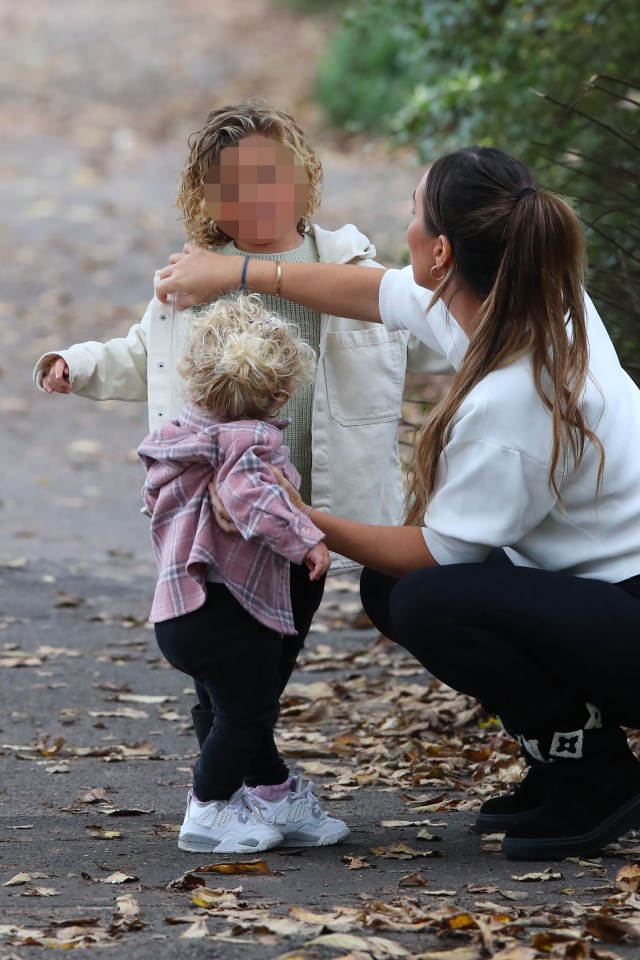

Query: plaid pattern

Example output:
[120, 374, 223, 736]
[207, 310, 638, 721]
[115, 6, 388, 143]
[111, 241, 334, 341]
[138, 403, 324, 633]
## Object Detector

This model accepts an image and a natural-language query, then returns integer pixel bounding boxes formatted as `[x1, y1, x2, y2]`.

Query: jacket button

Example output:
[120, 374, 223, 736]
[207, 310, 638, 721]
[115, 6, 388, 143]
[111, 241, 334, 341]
[157, 361, 165, 369]
[159, 313, 168, 321]
[157, 411, 164, 418]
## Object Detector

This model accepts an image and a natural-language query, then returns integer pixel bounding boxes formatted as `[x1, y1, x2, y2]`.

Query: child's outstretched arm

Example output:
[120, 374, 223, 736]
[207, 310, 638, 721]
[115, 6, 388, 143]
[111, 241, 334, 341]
[33, 302, 153, 402]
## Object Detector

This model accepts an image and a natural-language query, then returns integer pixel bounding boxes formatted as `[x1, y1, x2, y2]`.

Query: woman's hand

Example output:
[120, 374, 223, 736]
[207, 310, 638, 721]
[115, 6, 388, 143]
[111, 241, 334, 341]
[156, 244, 239, 309]
[208, 480, 239, 534]
[304, 542, 331, 580]
[270, 466, 306, 513]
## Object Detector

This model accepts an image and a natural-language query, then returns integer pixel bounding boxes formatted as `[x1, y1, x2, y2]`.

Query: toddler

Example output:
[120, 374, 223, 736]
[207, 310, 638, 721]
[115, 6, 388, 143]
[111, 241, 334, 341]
[138, 293, 349, 853]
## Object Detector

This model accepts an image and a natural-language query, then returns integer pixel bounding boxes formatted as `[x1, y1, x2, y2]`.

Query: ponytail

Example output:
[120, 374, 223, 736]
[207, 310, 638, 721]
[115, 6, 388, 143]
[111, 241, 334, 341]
[406, 148, 604, 527]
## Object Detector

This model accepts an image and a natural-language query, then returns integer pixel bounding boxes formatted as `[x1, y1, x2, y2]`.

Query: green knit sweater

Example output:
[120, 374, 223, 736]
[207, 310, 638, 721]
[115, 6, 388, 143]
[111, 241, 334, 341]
[218, 234, 321, 503]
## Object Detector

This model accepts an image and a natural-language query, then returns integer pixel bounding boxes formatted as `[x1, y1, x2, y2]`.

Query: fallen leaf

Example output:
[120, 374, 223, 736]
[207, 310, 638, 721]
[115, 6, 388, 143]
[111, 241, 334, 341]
[399, 871, 428, 887]
[341, 855, 372, 870]
[84, 826, 123, 839]
[77, 788, 108, 804]
[585, 914, 640, 942]
[490, 948, 537, 960]
[195, 861, 273, 876]
[35, 735, 65, 756]
[371, 842, 442, 860]
[180, 916, 209, 939]
[412, 949, 482, 960]
[511, 868, 562, 882]
[166, 872, 207, 891]
[616, 863, 640, 893]
[21, 886, 60, 897]
[3, 872, 33, 886]
[307, 933, 409, 958]
[100, 871, 138, 884]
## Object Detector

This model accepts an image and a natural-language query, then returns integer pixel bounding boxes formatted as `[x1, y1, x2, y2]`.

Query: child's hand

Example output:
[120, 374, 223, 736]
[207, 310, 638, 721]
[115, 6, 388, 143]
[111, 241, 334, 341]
[304, 542, 331, 580]
[42, 358, 71, 394]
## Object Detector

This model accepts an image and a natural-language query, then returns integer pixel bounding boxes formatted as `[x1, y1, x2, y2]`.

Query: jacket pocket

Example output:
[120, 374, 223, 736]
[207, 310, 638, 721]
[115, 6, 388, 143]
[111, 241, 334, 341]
[323, 327, 404, 425]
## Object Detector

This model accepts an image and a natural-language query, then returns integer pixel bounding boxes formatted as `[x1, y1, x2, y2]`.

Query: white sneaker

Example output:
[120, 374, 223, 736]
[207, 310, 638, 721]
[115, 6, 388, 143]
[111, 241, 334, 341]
[178, 788, 284, 854]
[248, 776, 351, 847]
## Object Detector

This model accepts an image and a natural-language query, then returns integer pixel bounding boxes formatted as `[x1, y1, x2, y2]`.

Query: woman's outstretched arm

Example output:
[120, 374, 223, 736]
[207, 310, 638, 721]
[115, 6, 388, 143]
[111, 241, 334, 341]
[267, 467, 435, 577]
[155, 243, 384, 323]
[309, 511, 436, 577]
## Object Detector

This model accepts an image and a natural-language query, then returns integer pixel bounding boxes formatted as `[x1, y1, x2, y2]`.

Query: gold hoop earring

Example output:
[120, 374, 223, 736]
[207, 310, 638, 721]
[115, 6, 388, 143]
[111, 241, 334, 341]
[431, 265, 446, 282]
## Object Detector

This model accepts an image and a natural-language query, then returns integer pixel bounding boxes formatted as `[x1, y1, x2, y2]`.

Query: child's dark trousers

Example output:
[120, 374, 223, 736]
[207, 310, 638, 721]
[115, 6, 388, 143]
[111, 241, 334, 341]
[154, 563, 325, 802]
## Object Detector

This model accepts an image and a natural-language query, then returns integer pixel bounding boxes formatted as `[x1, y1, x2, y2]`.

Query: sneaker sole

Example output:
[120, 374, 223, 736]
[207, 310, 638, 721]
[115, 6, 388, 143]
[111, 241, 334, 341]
[502, 792, 640, 861]
[178, 831, 283, 854]
[474, 805, 545, 834]
[280, 826, 351, 848]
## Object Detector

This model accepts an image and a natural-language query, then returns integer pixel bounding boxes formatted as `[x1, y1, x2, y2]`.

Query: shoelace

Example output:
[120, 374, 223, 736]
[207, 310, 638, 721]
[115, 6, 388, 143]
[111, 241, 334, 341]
[288, 780, 323, 819]
[227, 788, 264, 824]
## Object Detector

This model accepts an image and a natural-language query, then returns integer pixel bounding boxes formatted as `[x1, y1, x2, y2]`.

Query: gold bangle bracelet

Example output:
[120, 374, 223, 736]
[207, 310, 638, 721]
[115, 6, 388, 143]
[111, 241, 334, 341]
[275, 261, 282, 297]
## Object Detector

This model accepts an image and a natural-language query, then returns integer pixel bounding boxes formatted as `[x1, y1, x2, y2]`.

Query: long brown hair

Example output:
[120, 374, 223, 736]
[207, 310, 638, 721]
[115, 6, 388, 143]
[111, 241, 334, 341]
[406, 146, 603, 526]
[177, 98, 323, 248]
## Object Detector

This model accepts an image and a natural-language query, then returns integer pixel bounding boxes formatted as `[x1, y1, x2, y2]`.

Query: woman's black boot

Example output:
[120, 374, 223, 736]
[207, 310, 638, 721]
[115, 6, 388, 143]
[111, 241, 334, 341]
[475, 761, 552, 833]
[501, 711, 640, 860]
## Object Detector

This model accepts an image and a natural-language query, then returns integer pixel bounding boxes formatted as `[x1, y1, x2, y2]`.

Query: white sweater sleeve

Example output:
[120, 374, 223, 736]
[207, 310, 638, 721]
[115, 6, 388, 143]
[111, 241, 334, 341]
[423, 440, 557, 565]
[379, 266, 468, 369]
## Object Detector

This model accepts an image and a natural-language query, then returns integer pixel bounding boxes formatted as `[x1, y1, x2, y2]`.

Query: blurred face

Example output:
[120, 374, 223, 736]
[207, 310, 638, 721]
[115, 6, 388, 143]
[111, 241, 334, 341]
[203, 134, 310, 247]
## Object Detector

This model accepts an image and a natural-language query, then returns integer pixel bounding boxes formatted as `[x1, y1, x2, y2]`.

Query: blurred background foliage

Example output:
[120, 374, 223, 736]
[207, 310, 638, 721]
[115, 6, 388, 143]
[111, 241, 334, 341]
[303, 0, 640, 376]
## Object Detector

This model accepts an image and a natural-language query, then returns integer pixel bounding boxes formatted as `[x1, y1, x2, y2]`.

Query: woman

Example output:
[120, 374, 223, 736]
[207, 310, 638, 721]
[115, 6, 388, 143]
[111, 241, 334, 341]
[156, 147, 640, 861]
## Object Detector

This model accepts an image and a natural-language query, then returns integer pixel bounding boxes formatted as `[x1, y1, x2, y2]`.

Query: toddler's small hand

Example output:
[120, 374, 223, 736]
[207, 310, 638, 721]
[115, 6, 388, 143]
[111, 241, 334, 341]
[304, 542, 331, 580]
[42, 357, 71, 394]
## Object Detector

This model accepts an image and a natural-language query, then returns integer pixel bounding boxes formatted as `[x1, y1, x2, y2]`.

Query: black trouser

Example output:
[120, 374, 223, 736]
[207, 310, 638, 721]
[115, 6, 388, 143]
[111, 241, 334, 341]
[155, 563, 325, 801]
[360, 561, 640, 737]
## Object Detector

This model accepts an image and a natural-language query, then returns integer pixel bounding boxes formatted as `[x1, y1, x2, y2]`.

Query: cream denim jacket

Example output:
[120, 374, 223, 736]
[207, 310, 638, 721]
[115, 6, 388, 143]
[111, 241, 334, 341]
[34, 224, 450, 569]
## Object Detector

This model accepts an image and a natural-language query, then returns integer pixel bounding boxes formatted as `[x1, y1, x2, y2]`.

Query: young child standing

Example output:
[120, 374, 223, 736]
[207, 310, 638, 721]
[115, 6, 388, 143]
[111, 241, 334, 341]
[138, 292, 349, 853]
[33, 97, 448, 808]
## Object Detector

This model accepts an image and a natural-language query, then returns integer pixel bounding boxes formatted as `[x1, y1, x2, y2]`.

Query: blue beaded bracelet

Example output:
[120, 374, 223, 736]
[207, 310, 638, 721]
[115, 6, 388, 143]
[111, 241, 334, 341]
[240, 254, 251, 290]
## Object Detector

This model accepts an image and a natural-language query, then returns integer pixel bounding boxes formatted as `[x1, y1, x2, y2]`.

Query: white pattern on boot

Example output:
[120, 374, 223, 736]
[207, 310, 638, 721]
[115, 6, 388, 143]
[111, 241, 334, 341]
[247, 776, 350, 847]
[178, 788, 283, 853]
[585, 702, 603, 730]
[550, 729, 584, 759]
[516, 735, 545, 762]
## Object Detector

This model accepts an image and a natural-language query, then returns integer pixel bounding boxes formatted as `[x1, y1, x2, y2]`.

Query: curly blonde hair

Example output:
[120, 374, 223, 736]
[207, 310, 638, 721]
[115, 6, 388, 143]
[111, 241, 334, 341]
[177, 98, 323, 248]
[178, 293, 317, 419]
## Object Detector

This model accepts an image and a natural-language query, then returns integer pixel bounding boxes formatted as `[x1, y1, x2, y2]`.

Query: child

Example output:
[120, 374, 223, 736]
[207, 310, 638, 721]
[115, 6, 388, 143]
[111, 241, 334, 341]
[138, 292, 349, 853]
[34, 97, 449, 557]
[33, 97, 448, 803]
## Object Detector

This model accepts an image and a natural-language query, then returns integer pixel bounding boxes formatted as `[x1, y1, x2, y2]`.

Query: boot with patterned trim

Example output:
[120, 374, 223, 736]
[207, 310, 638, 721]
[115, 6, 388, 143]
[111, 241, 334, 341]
[500, 711, 640, 860]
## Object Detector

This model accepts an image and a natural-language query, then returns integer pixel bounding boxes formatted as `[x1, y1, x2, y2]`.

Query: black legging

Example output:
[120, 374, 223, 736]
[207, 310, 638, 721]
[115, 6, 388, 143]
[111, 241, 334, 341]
[155, 563, 325, 801]
[360, 560, 640, 737]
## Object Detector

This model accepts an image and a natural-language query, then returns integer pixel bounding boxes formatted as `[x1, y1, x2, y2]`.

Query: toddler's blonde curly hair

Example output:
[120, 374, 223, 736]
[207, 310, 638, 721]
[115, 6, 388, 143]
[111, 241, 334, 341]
[177, 97, 323, 248]
[179, 293, 316, 420]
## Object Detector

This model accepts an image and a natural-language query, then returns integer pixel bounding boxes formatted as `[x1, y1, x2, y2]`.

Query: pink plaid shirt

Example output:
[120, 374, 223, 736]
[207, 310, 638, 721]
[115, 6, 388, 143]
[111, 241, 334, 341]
[138, 403, 324, 633]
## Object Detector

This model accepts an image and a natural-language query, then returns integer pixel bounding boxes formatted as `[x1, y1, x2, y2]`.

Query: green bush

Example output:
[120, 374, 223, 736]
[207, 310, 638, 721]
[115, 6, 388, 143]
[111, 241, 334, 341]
[315, 0, 640, 374]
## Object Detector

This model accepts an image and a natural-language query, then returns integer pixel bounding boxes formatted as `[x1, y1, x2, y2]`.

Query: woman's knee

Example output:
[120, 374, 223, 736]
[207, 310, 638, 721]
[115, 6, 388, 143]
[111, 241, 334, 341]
[388, 566, 467, 658]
